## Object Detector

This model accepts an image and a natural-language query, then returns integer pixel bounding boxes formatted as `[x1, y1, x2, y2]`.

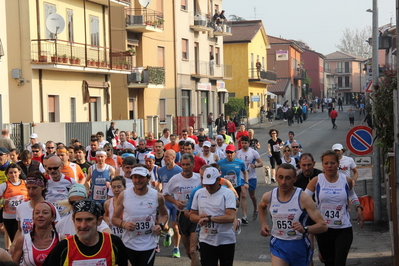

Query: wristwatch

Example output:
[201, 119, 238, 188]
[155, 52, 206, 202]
[157, 223, 165, 230]
[303, 226, 308, 234]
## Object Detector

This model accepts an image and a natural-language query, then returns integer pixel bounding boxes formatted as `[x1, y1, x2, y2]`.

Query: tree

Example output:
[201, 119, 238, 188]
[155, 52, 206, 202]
[335, 26, 372, 58]
[225, 98, 245, 117]
[229, 14, 245, 21]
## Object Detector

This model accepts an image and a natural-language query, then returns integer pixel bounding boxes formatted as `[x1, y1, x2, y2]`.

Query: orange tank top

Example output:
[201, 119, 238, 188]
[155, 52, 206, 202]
[3, 180, 28, 214]
[64, 233, 115, 266]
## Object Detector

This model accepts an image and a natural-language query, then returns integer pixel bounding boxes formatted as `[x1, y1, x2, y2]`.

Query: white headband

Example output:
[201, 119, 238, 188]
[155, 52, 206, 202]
[96, 151, 107, 156]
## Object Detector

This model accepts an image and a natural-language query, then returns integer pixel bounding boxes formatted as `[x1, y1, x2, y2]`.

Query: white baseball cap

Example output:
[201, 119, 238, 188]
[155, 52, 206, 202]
[332, 143, 343, 151]
[30, 133, 38, 139]
[203, 141, 211, 148]
[202, 167, 220, 185]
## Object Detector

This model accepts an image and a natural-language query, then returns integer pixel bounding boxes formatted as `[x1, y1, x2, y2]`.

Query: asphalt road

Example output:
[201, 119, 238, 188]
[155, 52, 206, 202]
[153, 107, 392, 266]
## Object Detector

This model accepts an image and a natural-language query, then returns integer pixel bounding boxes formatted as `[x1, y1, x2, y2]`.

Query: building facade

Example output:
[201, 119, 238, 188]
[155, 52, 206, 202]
[224, 20, 276, 124]
[302, 48, 325, 99]
[324, 51, 367, 104]
[2, 0, 133, 124]
[267, 36, 304, 106]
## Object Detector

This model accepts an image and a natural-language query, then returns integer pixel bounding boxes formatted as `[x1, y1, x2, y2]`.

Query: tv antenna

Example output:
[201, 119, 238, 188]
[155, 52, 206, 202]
[46, 13, 65, 37]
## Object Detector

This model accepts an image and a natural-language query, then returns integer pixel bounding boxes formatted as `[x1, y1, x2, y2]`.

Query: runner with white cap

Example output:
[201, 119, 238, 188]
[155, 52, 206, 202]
[25, 133, 45, 153]
[112, 165, 168, 266]
[198, 141, 219, 164]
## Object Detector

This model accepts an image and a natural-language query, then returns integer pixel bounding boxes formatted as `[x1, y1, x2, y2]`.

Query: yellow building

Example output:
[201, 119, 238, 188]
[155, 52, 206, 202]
[110, 0, 175, 136]
[224, 20, 276, 124]
[1, 0, 131, 124]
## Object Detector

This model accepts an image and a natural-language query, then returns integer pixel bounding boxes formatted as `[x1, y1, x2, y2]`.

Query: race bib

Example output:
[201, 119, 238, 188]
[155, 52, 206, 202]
[93, 186, 107, 201]
[202, 221, 220, 235]
[132, 216, 155, 237]
[320, 203, 344, 226]
[273, 144, 280, 152]
[72, 258, 107, 266]
[6, 195, 25, 213]
[224, 174, 237, 187]
[110, 225, 123, 238]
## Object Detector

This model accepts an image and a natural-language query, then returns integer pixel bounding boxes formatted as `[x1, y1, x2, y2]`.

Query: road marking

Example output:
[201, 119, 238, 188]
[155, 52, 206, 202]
[258, 254, 268, 259]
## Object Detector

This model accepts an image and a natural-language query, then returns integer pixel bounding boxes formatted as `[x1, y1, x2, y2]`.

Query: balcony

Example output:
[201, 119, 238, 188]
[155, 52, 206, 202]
[190, 12, 213, 32]
[126, 8, 164, 33]
[212, 21, 232, 36]
[335, 83, 352, 90]
[248, 68, 277, 84]
[191, 60, 232, 79]
[89, 0, 130, 7]
[294, 68, 306, 80]
[30, 39, 132, 74]
[335, 68, 352, 74]
[128, 66, 165, 89]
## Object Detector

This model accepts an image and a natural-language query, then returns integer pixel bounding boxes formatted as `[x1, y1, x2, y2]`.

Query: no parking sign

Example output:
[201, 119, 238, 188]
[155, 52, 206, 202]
[346, 126, 373, 155]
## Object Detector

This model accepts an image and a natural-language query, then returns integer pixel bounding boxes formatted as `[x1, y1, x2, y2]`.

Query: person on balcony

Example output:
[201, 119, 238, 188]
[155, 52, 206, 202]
[256, 60, 261, 79]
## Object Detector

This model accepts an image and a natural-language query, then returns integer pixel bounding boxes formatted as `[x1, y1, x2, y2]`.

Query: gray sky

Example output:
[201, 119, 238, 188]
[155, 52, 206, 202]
[223, 0, 396, 55]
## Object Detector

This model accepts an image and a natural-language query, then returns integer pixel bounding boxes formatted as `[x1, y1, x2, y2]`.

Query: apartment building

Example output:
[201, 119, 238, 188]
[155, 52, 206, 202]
[1, 0, 133, 124]
[224, 20, 276, 124]
[302, 48, 325, 99]
[174, 0, 232, 128]
[267, 36, 304, 105]
[324, 51, 367, 104]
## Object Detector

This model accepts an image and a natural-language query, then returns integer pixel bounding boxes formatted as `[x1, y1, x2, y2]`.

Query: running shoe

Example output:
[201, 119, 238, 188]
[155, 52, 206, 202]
[271, 178, 276, 183]
[163, 228, 174, 247]
[173, 247, 181, 258]
[252, 210, 258, 221]
[235, 218, 242, 236]
[155, 243, 160, 253]
[241, 217, 249, 225]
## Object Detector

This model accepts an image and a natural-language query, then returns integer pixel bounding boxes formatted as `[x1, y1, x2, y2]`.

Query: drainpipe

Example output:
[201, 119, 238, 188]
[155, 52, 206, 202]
[84, 0, 87, 65]
[173, 0, 178, 119]
[36, 0, 44, 122]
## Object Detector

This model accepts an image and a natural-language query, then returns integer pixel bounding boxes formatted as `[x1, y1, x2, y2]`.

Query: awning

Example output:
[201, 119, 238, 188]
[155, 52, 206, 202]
[82, 80, 110, 104]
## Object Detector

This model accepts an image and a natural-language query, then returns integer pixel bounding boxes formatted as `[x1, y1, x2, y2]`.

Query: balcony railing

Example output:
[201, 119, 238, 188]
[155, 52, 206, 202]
[191, 60, 232, 79]
[128, 66, 165, 85]
[294, 68, 306, 80]
[212, 20, 232, 36]
[335, 68, 352, 74]
[248, 68, 277, 82]
[335, 83, 352, 89]
[31, 39, 132, 70]
[126, 8, 164, 31]
[190, 12, 213, 31]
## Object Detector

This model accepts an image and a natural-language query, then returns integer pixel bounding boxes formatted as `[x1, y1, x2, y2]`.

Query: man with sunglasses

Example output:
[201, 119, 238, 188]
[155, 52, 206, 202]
[31, 143, 45, 163]
[217, 145, 249, 224]
[290, 141, 302, 161]
[46, 155, 76, 218]
[25, 133, 45, 153]
[210, 140, 225, 160]
[96, 131, 108, 148]
[104, 143, 122, 169]
[45, 141, 56, 156]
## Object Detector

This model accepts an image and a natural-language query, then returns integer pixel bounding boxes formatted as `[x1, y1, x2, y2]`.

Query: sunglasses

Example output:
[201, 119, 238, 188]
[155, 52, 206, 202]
[0, 153, 6, 156]
[32, 150, 40, 153]
[48, 166, 60, 171]
[226, 151, 235, 154]
[46, 147, 55, 149]
[271, 132, 277, 134]
[284, 150, 291, 152]
[292, 146, 299, 148]
[211, 145, 216, 147]
[106, 149, 112, 151]
[182, 134, 187, 136]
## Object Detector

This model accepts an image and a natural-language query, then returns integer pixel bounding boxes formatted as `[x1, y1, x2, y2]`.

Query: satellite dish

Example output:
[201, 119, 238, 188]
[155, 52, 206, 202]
[46, 13, 65, 34]
[138, 0, 151, 8]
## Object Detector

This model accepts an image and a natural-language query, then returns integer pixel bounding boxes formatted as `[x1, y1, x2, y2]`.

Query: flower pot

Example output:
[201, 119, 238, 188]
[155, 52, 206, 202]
[62, 57, 68, 63]
[57, 57, 63, 63]
[39, 55, 48, 62]
[75, 59, 81, 65]
[100, 62, 107, 68]
[69, 58, 75, 64]
[51, 56, 57, 63]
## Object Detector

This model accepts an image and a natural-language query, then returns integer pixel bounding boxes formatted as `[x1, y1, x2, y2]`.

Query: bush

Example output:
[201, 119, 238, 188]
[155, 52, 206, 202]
[225, 98, 245, 117]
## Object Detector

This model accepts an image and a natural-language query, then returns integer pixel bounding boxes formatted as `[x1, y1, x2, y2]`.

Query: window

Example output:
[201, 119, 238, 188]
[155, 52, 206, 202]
[250, 92, 254, 109]
[181, 0, 187, 10]
[181, 90, 190, 116]
[324, 62, 330, 71]
[89, 97, 99, 122]
[44, 3, 57, 39]
[48, 95, 58, 122]
[257, 93, 260, 107]
[90, 16, 100, 47]
[262, 57, 265, 70]
[67, 9, 74, 43]
[338, 76, 350, 87]
[156, 0, 163, 16]
[209, 45, 214, 60]
[70, 98, 76, 122]
[129, 98, 135, 119]
[158, 46, 165, 67]
[182, 39, 188, 60]
[159, 99, 166, 123]
[215, 47, 220, 65]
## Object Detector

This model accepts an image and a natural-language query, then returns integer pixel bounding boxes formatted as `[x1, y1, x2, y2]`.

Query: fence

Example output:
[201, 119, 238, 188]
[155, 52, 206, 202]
[4, 122, 32, 152]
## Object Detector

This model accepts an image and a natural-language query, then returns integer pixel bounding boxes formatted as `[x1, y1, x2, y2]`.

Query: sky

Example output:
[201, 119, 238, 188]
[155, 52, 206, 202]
[223, 0, 396, 55]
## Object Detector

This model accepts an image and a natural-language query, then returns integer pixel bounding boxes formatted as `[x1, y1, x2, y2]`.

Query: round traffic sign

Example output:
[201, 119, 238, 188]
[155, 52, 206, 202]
[346, 126, 373, 155]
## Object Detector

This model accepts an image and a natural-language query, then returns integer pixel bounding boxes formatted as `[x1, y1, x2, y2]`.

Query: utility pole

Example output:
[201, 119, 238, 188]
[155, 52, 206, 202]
[371, 0, 381, 222]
